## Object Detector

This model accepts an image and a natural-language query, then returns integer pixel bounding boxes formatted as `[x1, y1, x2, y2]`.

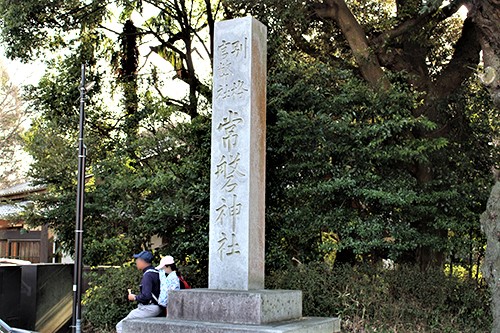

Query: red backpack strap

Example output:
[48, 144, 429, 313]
[179, 275, 191, 289]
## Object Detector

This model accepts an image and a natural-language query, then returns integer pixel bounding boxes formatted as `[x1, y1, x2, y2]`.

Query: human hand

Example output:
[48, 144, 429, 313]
[128, 293, 136, 301]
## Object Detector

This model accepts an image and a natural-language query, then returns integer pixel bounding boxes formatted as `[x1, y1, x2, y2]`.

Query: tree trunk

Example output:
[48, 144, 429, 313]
[472, 2, 500, 330]
[472, 0, 500, 109]
[120, 20, 140, 139]
[313, 0, 481, 269]
[481, 180, 500, 332]
[313, 0, 390, 89]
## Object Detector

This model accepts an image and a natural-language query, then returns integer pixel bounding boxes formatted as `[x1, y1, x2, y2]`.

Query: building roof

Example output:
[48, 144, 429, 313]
[0, 258, 32, 265]
[0, 182, 46, 198]
[0, 201, 31, 219]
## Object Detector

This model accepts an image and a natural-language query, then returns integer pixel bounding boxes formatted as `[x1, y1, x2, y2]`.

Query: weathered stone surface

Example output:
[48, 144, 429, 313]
[481, 180, 500, 332]
[167, 289, 302, 325]
[209, 16, 267, 291]
[122, 317, 340, 333]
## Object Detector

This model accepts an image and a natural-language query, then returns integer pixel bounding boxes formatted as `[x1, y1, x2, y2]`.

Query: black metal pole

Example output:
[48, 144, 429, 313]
[72, 63, 87, 333]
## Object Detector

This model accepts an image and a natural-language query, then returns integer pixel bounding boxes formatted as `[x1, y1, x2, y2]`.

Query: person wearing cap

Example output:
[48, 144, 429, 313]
[156, 255, 181, 312]
[115, 250, 161, 333]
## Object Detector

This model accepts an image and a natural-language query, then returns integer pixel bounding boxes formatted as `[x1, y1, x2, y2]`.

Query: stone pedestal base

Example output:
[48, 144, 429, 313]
[122, 289, 340, 333]
[167, 289, 302, 325]
[123, 317, 340, 333]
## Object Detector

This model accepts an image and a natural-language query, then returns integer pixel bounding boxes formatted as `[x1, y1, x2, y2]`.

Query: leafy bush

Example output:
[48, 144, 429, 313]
[267, 263, 491, 333]
[82, 261, 203, 333]
[82, 265, 142, 333]
[83, 263, 490, 333]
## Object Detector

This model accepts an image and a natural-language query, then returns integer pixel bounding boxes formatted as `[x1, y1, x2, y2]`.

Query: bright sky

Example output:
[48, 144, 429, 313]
[0, 48, 45, 87]
[0, 45, 41, 184]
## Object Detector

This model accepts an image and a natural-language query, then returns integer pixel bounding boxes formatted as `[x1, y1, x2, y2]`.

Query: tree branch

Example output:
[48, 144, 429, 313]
[148, 28, 187, 60]
[472, 0, 500, 108]
[312, 0, 390, 89]
[430, 17, 481, 102]
[98, 24, 120, 36]
[372, 0, 468, 48]
[204, 0, 216, 63]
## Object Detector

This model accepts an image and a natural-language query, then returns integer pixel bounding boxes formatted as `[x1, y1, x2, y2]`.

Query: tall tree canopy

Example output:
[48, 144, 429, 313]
[0, 0, 220, 268]
[0, 61, 23, 187]
[226, 0, 498, 269]
[0, 0, 497, 278]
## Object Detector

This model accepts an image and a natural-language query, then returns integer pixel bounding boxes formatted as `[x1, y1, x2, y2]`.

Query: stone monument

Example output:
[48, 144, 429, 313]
[208, 14, 266, 291]
[123, 16, 340, 333]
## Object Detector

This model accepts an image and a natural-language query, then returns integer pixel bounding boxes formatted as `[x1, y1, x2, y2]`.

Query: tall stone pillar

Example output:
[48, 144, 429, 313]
[208, 16, 266, 291]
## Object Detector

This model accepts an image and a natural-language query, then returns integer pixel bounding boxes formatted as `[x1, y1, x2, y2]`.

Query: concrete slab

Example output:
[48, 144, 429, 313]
[168, 289, 302, 325]
[122, 317, 341, 333]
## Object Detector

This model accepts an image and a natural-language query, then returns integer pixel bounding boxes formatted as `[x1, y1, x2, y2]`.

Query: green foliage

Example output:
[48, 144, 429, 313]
[83, 263, 492, 333]
[23, 85, 212, 267]
[222, 0, 498, 270]
[16, 1, 497, 273]
[265, 57, 497, 269]
[82, 265, 142, 332]
[0, 0, 106, 61]
[267, 263, 491, 332]
[1, 0, 496, 307]
[0, 62, 23, 186]
[5, 0, 219, 267]
[82, 260, 204, 332]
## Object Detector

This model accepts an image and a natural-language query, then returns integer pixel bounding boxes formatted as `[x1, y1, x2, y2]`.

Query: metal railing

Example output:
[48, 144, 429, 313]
[0, 319, 36, 333]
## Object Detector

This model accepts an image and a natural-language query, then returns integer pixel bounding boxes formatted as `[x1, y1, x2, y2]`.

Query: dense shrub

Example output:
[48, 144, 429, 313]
[267, 263, 491, 333]
[82, 262, 202, 333]
[83, 263, 490, 333]
[82, 265, 142, 333]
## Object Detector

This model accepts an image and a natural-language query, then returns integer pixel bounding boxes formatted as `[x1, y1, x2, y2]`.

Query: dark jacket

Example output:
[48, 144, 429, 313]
[135, 266, 160, 305]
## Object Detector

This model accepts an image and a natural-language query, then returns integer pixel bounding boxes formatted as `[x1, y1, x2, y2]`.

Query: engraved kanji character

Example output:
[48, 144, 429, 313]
[218, 110, 243, 151]
[226, 232, 240, 256]
[217, 232, 228, 260]
[215, 197, 228, 224]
